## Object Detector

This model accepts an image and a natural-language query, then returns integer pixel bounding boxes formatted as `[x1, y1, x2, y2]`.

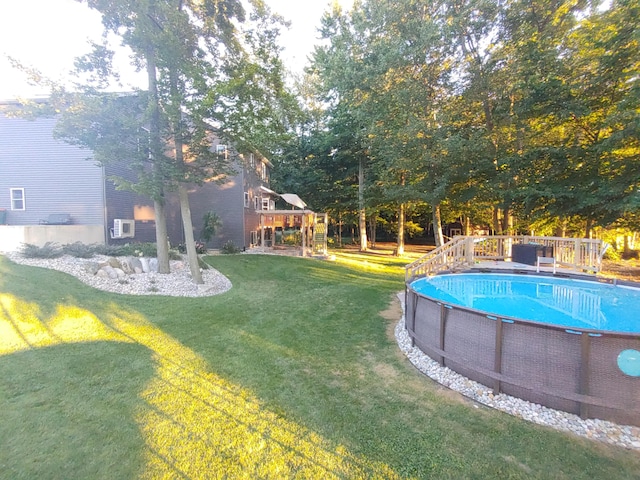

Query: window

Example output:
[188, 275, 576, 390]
[254, 197, 259, 210]
[216, 144, 227, 155]
[244, 191, 250, 208]
[262, 198, 270, 210]
[10, 188, 25, 210]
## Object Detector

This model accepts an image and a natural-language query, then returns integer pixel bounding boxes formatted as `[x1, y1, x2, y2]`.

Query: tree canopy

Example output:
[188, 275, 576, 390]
[273, 0, 639, 249]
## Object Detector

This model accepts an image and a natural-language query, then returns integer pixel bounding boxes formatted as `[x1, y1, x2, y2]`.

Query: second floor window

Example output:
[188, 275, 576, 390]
[10, 188, 25, 210]
[244, 191, 250, 208]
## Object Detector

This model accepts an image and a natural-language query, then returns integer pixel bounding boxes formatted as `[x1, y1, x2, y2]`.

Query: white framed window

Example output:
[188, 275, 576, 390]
[244, 191, 250, 208]
[262, 198, 270, 210]
[10, 188, 25, 210]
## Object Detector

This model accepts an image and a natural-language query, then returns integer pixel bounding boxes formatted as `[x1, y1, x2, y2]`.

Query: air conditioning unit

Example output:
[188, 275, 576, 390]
[111, 219, 135, 239]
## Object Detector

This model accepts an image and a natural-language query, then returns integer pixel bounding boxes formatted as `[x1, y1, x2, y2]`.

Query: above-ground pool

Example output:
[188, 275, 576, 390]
[405, 272, 640, 427]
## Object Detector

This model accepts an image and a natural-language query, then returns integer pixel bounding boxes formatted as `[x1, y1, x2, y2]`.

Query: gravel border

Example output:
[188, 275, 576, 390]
[3, 253, 232, 297]
[394, 293, 640, 451]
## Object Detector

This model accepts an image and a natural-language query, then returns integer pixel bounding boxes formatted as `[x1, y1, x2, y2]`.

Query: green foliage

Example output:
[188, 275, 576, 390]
[282, 230, 301, 246]
[20, 241, 179, 260]
[61, 242, 98, 258]
[177, 242, 207, 254]
[200, 211, 222, 243]
[220, 241, 241, 254]
[19, 242, 63, 259]
[279, 0, 640, 240]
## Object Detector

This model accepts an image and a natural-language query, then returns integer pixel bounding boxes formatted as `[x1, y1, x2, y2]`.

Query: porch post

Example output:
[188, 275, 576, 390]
[301, 211, 306, 256]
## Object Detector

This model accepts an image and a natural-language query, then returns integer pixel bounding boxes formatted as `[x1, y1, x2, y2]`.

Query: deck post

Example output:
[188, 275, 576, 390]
[466, 237, 474, 265]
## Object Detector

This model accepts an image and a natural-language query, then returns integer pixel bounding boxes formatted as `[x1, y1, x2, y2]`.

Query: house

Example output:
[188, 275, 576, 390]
[0, 103, 322, 253]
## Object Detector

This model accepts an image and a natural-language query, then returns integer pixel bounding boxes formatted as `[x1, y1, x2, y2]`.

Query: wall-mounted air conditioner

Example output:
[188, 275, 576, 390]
[111, 219, 135, 239]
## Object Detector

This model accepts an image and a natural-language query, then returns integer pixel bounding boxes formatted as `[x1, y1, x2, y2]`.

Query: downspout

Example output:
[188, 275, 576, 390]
[101, 163, 108, 245]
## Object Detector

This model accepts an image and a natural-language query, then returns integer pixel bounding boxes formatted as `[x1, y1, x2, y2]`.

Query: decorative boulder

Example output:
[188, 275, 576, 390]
[83, 261, 101, 275]
[108, 257, 121, 269]
[140, 257, 150, 273]
[119, 258, 134, 274]
[102, 265, 118, 279]
[130, 257, 143, 274]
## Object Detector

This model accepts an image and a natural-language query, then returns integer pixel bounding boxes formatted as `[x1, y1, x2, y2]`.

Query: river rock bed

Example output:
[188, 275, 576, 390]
[394, 293, 640, 451]
[4, 253, 232, 297]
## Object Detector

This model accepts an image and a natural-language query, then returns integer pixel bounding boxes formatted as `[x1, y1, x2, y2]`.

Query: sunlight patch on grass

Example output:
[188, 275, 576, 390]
[1, 295, 403, 479]
[0, 294, 130, 355]
[330, 251, 407, 276]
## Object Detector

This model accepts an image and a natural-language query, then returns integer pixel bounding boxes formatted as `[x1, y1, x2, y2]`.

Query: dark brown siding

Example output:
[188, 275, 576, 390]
[104, 162, 156, 244]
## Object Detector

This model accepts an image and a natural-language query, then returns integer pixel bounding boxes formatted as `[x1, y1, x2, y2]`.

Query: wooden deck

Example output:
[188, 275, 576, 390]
[406, 236, 609, 281]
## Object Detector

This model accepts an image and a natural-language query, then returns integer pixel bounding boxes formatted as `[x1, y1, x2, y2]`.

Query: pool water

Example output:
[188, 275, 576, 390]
[410, 273, 640, 333]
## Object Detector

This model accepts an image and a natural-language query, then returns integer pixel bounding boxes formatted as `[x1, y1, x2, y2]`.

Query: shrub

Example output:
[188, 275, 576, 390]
[19, 242, 63, 258]
[62, 242, 97, 258]
[93, 244, 129, 256]
[200, 211, 222, 243]
[177, 241, 207, 254]
[221, 240, 241, 254]
[604, 248, 621, 261]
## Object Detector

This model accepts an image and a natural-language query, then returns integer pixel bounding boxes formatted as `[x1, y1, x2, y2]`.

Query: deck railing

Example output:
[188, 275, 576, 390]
[405, 235, 609, 282]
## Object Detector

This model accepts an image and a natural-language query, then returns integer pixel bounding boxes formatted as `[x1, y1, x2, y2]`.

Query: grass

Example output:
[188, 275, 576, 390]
[1, 252, 639, 479]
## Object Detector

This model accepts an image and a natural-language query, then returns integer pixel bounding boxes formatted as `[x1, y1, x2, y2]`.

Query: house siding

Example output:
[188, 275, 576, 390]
[104, 161, 157, 244]
[1, 109, 276, 251]
[187, 169, 246, 249]
[0, 114, 105, 229]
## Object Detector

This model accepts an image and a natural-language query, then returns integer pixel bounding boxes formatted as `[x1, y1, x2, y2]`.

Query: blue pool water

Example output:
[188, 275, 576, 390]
[410, 273, 640, 333]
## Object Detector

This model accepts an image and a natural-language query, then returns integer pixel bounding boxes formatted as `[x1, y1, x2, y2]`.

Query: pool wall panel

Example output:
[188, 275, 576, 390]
[405, 280, 640, 427]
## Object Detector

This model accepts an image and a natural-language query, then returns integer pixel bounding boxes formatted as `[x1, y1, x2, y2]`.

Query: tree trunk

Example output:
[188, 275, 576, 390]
[433, 203, 444, 247]
[170, 66, 203, 284]
[624, 235, 631, 257]
[555, 218, 567, 237]
[358, 156, 368, 251]
[368, 214, 377, 247]
[502, 206, 511, 234]
[146, 47, 170, 274]
[396, 203, 405, 256]
[492, 207, 501, 235]
[178, 185, 203, 284]
[464, 215, 471, 236]
[153, 199, 170, 274]
[585, 218, 593, 238]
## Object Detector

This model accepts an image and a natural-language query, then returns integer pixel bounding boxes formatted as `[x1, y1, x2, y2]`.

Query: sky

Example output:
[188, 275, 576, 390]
[0, 0, 352, 100]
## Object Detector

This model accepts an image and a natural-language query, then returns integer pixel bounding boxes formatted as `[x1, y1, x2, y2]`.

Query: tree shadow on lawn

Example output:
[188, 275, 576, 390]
[0, 342, 153, 480]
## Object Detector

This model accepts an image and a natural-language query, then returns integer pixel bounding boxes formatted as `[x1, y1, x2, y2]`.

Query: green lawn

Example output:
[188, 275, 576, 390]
[1, 252, 639, 479]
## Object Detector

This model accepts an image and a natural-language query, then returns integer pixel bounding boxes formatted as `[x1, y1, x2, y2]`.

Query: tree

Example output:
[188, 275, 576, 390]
[57, 0, 291, 283]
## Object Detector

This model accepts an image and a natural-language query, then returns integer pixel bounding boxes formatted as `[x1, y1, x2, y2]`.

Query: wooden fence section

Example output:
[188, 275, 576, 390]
[406, 236, 608, 281]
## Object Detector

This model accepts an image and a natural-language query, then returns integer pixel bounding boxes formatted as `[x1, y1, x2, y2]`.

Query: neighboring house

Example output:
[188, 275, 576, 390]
[0, 103, 283, 252]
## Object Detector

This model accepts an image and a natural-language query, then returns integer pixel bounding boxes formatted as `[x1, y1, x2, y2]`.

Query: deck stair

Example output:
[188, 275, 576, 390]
[405, 235, 609, 282]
